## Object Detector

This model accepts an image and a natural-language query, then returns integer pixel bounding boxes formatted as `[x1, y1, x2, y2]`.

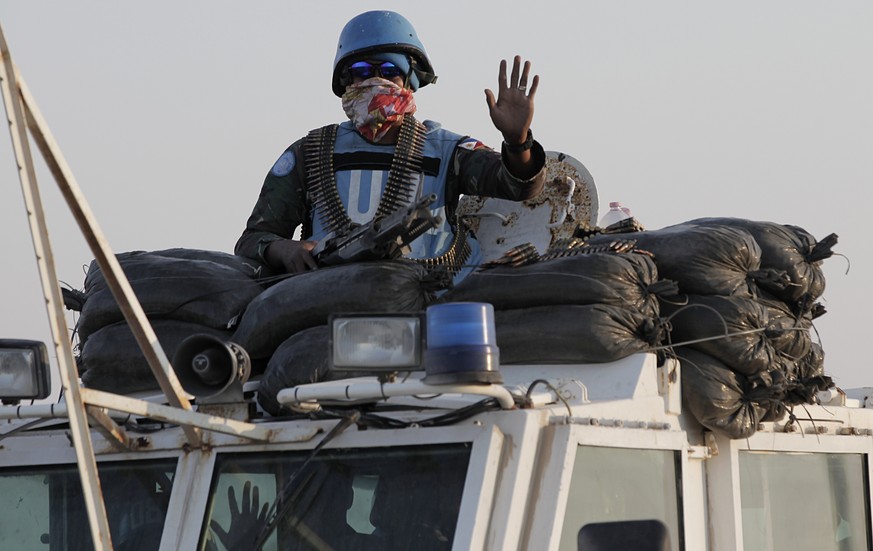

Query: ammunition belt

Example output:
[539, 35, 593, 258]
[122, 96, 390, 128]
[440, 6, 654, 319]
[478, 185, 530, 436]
[305, 116, 427, 237]
[412, 216, 472, 276]
[539, 238, 640, 261]
[304, 116, 470, 274]
[304, 124, 349, 235]
[481, 238, 643, 269]
[375, 115, 427, 221]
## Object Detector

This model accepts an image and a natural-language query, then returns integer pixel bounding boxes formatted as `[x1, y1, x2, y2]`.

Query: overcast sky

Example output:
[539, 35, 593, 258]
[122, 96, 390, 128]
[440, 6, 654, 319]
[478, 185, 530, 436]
[1, 1, 871, 398]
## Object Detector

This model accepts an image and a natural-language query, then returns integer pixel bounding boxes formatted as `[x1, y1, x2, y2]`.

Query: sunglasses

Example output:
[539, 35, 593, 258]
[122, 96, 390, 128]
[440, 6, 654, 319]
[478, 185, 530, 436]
[347, 61, 406, 81]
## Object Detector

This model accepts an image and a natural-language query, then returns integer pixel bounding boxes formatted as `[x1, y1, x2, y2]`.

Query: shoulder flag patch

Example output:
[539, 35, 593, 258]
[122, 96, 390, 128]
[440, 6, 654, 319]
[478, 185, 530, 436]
[270, 150, 296, 177]
[458, 137, 490, 151]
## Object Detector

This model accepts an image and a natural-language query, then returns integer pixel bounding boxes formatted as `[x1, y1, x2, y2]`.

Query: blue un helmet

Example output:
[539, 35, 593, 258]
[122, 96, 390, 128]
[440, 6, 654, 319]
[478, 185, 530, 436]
[332, 11, 437, 97]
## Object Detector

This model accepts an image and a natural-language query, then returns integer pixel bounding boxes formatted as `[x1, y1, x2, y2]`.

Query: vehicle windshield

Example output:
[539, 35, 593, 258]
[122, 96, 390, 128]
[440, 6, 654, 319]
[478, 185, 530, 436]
[558, 445, 683, 551]
[200, 443, 471, 551]
[0, 459, 176, 550]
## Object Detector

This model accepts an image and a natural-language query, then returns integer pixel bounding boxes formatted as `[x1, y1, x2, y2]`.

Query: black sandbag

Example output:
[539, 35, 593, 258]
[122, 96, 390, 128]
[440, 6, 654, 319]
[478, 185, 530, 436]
[686, 218, 836, 304]
[83, 248, 269, 284]
[678, 348, 769, 439]
[662, 295, 778, 377]
[781, 343, 833, 406]
[440, 252, 666, 317]
[495, 305, 663, 365]
[233, 261, 432, 360]
[149, 248, 274, 280]
[256, 326, 370, 416]
[795, 342, 825, 379]
[79, 320, 231, 394]
[757, 296, 812, 361]
[588, 224, 762, 297]
[754, 368, 789, 423]
[78, 255, 264, 344]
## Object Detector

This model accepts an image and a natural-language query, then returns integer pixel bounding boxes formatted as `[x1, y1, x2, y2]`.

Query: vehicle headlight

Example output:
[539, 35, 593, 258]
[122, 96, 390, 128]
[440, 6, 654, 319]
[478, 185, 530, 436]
[330, 314, 425, 372]
[0, 340, 51, 404]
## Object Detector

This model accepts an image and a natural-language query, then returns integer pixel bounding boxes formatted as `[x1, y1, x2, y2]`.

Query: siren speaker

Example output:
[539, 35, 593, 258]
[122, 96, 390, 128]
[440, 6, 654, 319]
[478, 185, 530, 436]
[173, 334, 251, 401]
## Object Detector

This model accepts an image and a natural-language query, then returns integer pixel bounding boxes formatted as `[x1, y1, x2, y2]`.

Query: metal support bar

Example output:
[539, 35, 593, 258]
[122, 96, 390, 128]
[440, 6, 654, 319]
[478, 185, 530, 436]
[1, 391, 274, 442]
[86, 406, 135, 452]
[0, 23, 113, 550]
[16, 66, 202, 448]
[81, 389, 274, 442]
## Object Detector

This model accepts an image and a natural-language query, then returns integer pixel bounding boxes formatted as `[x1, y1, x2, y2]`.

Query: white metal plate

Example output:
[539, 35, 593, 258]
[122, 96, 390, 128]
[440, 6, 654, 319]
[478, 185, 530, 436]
[459, 151, 598, 263]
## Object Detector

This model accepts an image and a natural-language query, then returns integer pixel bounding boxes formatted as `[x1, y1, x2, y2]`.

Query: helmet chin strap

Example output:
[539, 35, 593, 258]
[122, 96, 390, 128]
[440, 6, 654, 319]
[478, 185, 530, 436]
[409, 57, 438, 87]
[402, 56, 414, 91]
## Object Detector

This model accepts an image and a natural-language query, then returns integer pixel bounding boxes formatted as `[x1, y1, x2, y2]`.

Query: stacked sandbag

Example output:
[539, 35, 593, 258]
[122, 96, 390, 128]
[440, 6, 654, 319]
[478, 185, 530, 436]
[249, 261, 435, 414]
[495, 305, 663, 364]
[780, 343, 832, 406]
[590, 220, 836, 438]
[146, 247, 275, 279]
[70, 249, 268, 393]
[684, 218, 837, 308]
[678, 348, 773, 439]
[442, 251, 663, 317]
[661, 295, 802, 377]
[439, 249, 672, 365]
[77, 250, 267, 342]
[590, 224, 765, 297]
[679, 343, 831, 439]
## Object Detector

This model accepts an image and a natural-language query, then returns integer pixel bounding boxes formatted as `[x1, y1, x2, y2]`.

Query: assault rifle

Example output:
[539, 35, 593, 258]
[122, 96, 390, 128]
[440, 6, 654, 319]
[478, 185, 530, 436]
[312, 194, 441, 267]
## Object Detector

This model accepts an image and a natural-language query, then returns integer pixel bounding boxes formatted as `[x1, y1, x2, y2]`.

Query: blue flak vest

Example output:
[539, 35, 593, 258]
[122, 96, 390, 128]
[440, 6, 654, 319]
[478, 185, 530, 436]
[310, 120, 482, 273]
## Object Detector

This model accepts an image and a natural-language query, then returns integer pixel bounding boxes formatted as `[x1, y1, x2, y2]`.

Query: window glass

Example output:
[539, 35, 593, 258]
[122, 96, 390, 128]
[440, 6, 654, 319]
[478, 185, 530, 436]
[201, 443, 471, 551]
[740, 451, 870, 551]
[559, 446, 683, 551]
[0, 459, 176, 551]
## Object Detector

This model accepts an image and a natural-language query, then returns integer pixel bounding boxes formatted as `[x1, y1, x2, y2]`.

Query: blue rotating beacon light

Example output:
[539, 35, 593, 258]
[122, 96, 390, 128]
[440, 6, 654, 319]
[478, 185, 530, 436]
[423, 302, 502, 385]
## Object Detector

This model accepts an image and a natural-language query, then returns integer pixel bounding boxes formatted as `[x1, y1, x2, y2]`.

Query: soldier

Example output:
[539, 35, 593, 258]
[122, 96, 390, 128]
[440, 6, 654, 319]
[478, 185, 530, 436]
[235, 10, 546, 283]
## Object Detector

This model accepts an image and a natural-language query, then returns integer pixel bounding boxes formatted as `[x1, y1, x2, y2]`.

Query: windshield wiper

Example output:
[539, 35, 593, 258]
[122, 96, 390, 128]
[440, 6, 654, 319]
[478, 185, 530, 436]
[252, 411, 360, 549]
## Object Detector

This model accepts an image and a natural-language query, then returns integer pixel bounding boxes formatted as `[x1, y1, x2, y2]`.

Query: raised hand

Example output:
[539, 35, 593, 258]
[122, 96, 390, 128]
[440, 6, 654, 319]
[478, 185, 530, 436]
[484, 55, 539, 146]
[209, 481, 270, 550]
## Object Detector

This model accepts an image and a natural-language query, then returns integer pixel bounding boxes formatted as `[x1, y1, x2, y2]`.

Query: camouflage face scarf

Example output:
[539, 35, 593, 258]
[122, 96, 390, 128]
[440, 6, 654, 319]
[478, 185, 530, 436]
[341, 77, 417, 142]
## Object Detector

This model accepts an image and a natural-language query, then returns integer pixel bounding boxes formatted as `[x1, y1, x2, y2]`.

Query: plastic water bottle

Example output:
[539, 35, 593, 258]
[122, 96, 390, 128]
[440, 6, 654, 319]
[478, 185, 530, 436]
[599, 201, 633, 227]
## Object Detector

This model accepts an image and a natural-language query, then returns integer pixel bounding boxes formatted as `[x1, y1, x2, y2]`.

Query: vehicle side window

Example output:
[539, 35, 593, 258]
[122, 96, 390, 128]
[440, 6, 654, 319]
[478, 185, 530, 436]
[0, 459, 176, 551]
[740, 451, 871, 551]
